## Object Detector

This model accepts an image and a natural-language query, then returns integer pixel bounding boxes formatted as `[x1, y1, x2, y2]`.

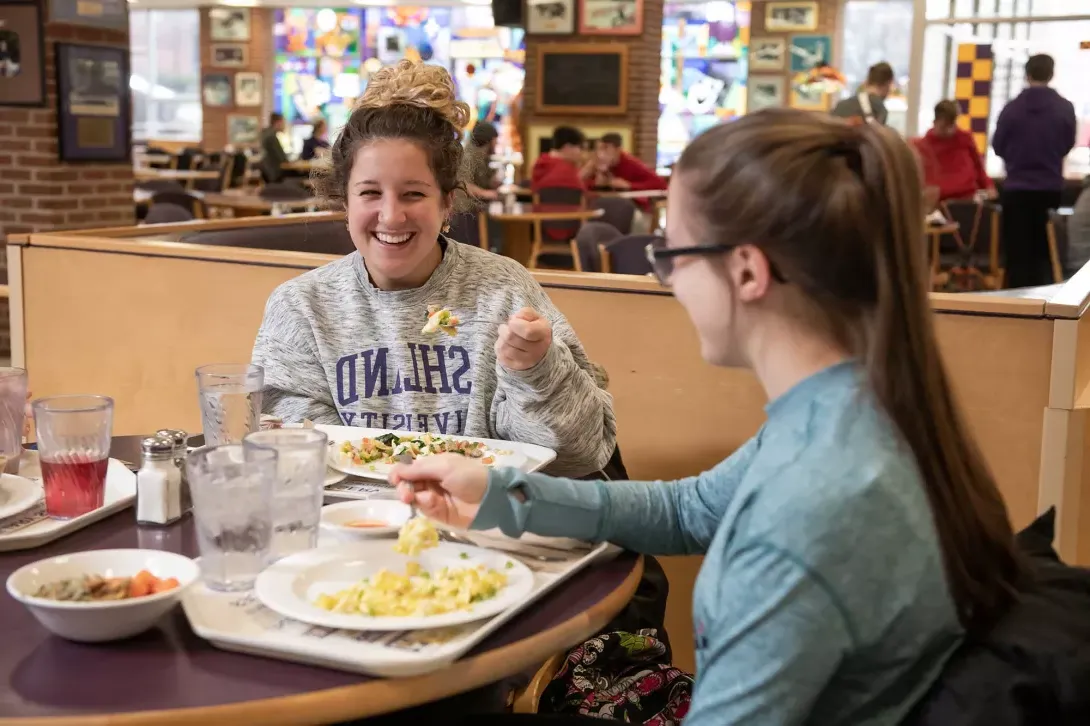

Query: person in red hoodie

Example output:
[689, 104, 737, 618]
[915, 100, 995, 202]
[592, 133, 667, 193]
[530, 125, 591, 192]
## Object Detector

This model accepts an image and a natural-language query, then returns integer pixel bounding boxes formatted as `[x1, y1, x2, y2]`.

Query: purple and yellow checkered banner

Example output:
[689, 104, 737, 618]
[954, 43, 994, 155]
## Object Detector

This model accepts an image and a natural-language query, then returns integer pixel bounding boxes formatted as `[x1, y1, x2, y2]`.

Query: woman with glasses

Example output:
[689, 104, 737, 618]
[392, 109, 1024, 725]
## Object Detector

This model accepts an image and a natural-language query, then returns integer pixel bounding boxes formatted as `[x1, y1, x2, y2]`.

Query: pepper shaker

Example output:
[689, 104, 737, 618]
[136, 436, 182, 526]
[156, 428, 191, 517]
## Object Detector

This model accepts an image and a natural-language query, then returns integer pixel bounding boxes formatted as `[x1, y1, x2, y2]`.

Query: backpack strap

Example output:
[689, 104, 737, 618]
[857, 91, 876, 124]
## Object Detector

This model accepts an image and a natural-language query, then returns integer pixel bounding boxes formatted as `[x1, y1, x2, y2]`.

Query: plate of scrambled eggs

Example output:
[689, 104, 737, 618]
[253, 539, 535, 631]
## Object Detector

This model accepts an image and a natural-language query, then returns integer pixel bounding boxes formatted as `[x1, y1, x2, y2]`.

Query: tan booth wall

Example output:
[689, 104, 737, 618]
[10, 216, 1090, 673]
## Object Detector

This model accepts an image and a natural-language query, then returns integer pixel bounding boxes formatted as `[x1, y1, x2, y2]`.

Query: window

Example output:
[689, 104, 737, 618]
[839, 0, 915, 135]
[129, 10, 201, 143]
[918, 4, 1090, 176]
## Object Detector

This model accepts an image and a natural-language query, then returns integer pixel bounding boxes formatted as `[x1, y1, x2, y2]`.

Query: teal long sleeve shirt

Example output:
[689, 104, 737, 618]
[473, 362, 963, 725]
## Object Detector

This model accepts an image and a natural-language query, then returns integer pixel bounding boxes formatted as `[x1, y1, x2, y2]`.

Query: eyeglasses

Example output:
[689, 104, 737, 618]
[645, 242, 787, 286]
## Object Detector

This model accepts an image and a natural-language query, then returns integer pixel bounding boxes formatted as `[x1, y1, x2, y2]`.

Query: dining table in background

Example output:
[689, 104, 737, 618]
[134, 188, 322, 218]
[133, 169, 221, 191]
[486, 202, 605, 267]
[0, 437, 642, 724]
[133, 153, 174, 168]
[281, 160, 319, 174]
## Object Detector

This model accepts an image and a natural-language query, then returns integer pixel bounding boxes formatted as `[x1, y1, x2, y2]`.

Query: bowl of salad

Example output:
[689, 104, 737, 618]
[6, 548, 199, 642]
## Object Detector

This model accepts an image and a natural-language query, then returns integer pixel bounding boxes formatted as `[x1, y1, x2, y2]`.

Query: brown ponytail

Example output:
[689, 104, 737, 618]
[675, 109, 1021, 632]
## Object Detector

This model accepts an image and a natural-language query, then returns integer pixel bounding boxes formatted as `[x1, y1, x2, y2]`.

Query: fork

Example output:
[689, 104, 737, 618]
[393, 452, 418, 518]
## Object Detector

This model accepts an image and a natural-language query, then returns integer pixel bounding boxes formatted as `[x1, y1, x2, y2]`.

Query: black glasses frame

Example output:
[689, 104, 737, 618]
[645, 243, 787, 285]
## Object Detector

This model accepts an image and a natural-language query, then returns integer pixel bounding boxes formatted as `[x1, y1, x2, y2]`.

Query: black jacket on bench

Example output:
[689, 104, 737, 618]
[905, 508, 1090, 725]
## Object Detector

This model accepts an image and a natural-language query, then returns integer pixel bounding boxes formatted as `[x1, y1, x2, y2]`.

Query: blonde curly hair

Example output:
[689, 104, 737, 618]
[356, 60, 472, 132]
[311, 60, 472, 210]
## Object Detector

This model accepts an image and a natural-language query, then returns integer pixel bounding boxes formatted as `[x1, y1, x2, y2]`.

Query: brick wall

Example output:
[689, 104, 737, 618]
[199, 8, 274, 151]
[0, 21, 134, 358]
[521, 0, 665, 168]
[748, 0, 842, 109]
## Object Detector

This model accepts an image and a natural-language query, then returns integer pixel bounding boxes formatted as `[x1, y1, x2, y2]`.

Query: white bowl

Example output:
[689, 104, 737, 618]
[5, 548, 200, 643]
[319, 500, 412, 539]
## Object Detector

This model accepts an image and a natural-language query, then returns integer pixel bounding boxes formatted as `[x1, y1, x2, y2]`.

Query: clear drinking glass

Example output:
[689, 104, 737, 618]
[0, 368, 28, 474]
[186, 443, 277, 592]
[242, 428, 328, 561]
[32, 395, 113, 520]
[195, 364, 263, 447]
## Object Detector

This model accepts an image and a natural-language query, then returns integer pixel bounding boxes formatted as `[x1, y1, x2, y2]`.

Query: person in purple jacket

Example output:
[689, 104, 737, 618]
[992, 54, 1077, 288]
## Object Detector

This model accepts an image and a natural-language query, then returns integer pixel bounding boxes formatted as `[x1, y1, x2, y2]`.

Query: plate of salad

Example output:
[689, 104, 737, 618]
[327, 431, 528, 480]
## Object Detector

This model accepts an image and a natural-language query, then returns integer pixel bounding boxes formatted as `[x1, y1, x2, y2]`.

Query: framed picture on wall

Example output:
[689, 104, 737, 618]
[226, 114, 259, 145]
[579, 0, 643, 36]
[748, 75, 785, 112]
[234, 71, 262, 107]
[55, 42, 131, 162]
[202, 73, 231, 107]
[790, 84, 829, 111]
[209, 7, 250, 42]
[527, 0, 575, 34]
[789, 34, 833, 74]
[749, 37, 786, 71]
[48, 0, 127, 32]
[0, 1, 47, 106]
[765, 2, 819, 33]
[211, 44, 248, 68]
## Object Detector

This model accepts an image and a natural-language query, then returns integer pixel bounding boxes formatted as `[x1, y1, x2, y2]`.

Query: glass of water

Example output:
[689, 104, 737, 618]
[242, 428, 328, 561]
[186, 443, 276, 591]
[195, 364, 263, 446]
[0, 368, 27, 474]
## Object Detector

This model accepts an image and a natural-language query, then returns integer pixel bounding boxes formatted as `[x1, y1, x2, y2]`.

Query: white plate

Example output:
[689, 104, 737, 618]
[319, 500, 411, 538]
[324, 467, 347, 487]
[324, 428, 531, 481]
[254, 541, 535, 631]
[0, 474, 42, 520]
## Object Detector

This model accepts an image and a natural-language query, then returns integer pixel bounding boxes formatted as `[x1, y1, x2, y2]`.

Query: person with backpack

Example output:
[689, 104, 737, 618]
[832, 62, 894, 126]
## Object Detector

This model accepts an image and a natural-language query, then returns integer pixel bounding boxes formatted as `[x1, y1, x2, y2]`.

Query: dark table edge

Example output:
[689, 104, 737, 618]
[2, 555, 643, 726]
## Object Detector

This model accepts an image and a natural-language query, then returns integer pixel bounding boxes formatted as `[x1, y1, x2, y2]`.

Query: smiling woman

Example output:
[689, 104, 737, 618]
[252, 59, 617, 480]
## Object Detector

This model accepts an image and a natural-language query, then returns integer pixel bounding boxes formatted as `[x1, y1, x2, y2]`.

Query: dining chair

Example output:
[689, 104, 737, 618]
[260, 181, 312, 200]
[447, 210, 490, 249]
[176, 147, 203, 172]
[510, 652, 567, 713]
[143, 203, 195, 225]
[135, 179, 184, 195]
[573, 221, 621, 272]
[1046, 211, 1066, 283]
[599, 234, 660, 275]
[143, 146, 174, 170]
[529, 187, 585, 271]
[590, 196, 637, 235]
[193, 155, 230, 194]
[149, 191, 206, 219]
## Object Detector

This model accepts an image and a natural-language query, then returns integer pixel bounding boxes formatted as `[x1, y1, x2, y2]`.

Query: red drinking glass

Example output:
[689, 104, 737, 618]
[32, 395, 113, 520]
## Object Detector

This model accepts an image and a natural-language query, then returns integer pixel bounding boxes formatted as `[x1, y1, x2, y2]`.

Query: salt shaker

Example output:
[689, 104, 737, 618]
[136, 436, 182, 526]
[156, 428, 191, 516]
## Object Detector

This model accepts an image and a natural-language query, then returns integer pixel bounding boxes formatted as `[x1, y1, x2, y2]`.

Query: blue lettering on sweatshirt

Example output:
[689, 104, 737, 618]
[334, 344, 474, 435]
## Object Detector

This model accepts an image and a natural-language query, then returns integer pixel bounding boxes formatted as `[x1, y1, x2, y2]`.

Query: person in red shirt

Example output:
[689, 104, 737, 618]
[592, 133, 668, 193]
[530, 126, 591, 192]
[915, 100, 995, 202]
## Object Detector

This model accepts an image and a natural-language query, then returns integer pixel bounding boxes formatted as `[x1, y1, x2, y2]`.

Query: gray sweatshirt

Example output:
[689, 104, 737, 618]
[251, 239, 616, 477]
